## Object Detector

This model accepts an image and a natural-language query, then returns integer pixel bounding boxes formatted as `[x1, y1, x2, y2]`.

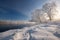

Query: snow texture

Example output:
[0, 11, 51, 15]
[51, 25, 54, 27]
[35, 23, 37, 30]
[0, 23, 60, 40]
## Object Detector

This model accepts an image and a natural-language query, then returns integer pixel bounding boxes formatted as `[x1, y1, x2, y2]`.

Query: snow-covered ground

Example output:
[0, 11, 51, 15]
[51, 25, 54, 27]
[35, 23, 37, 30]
[0, 23, 60, 40]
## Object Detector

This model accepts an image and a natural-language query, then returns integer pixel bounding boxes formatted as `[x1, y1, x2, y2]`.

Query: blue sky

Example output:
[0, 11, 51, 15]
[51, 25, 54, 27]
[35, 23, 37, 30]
[0, 0, 48, 20]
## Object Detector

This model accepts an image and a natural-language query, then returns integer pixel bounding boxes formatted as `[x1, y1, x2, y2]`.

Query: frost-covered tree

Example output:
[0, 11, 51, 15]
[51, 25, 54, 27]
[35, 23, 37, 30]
[31, 9, 42, 23]
[42, 2, 57, 21]
[31, 9, 49, 23]
[31, 2, 58, 23]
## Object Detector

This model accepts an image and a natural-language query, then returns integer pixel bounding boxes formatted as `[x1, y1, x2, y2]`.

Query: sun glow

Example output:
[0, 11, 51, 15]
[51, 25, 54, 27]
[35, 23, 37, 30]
[52, 7, 60, 21]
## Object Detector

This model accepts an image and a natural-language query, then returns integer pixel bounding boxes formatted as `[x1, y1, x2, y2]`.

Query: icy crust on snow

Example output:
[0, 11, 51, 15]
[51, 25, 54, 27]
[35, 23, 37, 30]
[0, 24, 60, 40]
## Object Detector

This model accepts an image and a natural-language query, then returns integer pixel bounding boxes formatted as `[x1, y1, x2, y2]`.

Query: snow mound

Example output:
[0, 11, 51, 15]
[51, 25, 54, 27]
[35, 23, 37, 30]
[13, 24, 59, 40]
[0, 23, 60, 40]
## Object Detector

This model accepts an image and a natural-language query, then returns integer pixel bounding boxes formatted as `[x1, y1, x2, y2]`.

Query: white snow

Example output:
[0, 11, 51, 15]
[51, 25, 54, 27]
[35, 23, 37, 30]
[0, 23, 60, 40]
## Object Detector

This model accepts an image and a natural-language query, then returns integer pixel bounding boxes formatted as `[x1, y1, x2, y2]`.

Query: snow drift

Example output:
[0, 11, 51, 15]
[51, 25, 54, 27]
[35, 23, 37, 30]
[0, 23, 60, 40]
